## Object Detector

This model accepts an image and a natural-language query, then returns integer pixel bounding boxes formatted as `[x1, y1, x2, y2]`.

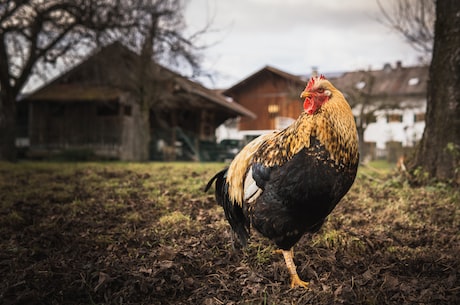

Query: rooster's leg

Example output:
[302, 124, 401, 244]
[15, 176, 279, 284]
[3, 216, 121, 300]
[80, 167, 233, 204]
[281, 249, 309, 289]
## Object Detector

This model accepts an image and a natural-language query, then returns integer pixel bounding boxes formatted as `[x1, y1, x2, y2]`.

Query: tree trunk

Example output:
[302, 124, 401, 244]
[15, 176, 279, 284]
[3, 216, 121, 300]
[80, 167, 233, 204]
[357, 123, 365, 161]
[139, 108, 150, 161]
[412, 0, 460, 183]
[0, 91, 17, 162]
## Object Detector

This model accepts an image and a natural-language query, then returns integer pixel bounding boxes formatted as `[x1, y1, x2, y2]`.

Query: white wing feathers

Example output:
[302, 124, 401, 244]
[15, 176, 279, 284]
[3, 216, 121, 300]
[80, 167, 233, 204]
[243, 166, 263, 203]
[226, 132, 276, 206]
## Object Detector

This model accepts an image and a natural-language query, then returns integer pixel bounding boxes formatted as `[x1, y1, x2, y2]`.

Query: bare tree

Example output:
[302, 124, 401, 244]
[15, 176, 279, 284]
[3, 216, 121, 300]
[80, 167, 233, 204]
[411, 0, 460, 183]
[345, 73, 376, 160]
[377, 0, 435, 56]
[378, 0, 460, 183]
[0, 0, 205, 161]
[114, 0, 206, 73]
[344, 71, 402, 162]
[116, 0, 209, 160]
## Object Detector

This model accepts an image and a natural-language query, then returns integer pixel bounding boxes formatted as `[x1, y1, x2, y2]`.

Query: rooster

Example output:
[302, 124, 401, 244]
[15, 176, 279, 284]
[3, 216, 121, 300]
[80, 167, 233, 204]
[205, 75, 359, 288]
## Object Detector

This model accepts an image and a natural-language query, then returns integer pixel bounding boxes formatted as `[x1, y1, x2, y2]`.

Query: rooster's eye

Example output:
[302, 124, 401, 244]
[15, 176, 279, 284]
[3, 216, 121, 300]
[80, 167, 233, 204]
[317, 88, 325, 93]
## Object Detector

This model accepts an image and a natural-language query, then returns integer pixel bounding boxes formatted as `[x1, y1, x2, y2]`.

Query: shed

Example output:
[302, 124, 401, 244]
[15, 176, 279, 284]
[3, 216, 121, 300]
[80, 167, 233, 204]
[22, 43, 255, 161]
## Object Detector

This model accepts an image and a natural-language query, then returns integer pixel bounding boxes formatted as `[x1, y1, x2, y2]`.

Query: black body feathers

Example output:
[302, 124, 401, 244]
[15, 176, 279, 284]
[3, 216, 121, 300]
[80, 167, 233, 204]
[205, 136, 358, 250]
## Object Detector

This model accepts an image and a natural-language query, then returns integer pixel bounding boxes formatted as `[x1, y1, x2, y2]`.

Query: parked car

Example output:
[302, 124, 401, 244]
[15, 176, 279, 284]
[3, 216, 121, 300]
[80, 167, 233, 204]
[217, 139, 243, 162]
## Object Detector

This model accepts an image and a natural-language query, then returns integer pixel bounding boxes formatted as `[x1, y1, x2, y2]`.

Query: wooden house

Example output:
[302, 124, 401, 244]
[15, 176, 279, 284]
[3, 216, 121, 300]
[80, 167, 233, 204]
[21, 43, 255, 161]
[222, 66, 305, 141]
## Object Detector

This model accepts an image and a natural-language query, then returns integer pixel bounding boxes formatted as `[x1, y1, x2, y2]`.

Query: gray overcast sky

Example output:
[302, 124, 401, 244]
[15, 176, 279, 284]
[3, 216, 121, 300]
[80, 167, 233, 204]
[184, 0, 424, 89]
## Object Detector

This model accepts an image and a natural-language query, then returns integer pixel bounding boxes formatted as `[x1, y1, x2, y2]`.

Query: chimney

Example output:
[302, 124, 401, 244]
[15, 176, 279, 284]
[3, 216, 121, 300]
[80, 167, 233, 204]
[311, 66, 318, 77]
[383, 63, 392, 73]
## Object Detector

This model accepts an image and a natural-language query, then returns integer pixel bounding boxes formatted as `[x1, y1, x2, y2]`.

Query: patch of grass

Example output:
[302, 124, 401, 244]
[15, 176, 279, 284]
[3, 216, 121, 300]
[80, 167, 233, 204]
[124, 211, 143, 224]
[312, 229, 366, 254]
[243, 243, 275, 267]
[159, 211, 191, 227]
[1, 210, 25, 227]
[157, 211, 198, 238]
[367, 159, 395, 170]
[357, 160, 395, 181]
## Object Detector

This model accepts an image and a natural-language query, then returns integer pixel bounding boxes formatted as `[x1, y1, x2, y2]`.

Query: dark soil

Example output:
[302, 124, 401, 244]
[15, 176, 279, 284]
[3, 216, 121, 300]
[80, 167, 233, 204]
[0, 162, 458, 305]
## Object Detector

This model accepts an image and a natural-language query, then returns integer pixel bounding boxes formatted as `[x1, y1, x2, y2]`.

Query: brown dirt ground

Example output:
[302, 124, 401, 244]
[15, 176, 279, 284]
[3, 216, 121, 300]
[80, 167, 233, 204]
[0, 162, 458, 305]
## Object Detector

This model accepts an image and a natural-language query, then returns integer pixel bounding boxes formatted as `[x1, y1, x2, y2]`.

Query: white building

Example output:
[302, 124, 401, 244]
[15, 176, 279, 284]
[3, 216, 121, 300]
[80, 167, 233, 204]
[364, 105, 426, 157]
[332, 62, 428, 162]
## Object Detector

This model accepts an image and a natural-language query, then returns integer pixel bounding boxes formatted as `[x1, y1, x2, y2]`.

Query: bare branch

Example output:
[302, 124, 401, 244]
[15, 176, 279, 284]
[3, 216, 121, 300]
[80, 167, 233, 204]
[376, 0, 435, 55]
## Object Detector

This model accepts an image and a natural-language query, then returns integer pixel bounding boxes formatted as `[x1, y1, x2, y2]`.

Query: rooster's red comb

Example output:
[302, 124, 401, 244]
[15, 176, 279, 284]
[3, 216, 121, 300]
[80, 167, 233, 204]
[305, 74, 326, 91]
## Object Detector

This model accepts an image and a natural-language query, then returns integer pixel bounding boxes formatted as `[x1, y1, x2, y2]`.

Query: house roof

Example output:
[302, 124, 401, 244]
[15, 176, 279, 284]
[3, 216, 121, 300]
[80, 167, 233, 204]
[23, 85, 124, 102]
[152, 61, 256, 119]
[222, 62, 428, 102]
[23, 42, 255, 119]
[332, 64, 429, 98]
[223, 65, 305, 96]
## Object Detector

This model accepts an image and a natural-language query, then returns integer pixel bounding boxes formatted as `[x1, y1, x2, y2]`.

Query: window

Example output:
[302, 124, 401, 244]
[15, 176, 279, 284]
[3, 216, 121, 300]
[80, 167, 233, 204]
[387, 114, 403, 123]
[123, 105, 132, 116]
[367, 114, 377, 124]
[267, 104, 279, 117]
[414, 113, 425, 122]
[355, 81, 366, 90]
[408, 78, 420, 86]
[97, 103, 119, 116]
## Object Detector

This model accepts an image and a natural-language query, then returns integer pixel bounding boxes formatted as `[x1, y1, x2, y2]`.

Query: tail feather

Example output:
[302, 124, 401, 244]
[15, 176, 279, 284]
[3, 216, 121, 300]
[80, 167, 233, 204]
[204, 168, 227, 206]
[205, 168, 250, 247]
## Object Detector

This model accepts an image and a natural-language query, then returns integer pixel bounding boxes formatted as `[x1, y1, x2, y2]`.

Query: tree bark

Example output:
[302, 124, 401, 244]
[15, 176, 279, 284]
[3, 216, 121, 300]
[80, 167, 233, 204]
[0, 91, 17, 162]
[412, 0, 460, 183]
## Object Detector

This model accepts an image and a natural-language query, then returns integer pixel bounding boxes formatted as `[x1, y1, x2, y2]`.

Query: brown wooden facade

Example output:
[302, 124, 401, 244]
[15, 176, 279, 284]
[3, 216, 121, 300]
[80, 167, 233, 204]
[223, 66, 305, 132]
[27, 88, 143, 160]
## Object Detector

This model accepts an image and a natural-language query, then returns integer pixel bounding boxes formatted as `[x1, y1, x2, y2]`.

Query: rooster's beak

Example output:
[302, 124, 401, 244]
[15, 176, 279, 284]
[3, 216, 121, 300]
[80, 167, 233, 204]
[300, 91, 311, 98]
